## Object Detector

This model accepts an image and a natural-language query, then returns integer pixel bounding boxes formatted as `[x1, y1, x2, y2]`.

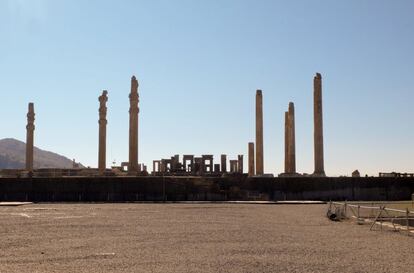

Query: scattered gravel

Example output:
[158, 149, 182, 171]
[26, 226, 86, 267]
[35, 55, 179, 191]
[0, 203, 413, 273]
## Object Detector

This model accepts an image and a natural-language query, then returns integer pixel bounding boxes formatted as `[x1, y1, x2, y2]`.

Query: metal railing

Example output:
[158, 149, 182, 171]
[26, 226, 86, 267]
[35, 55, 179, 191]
[327, 201, 414, 236]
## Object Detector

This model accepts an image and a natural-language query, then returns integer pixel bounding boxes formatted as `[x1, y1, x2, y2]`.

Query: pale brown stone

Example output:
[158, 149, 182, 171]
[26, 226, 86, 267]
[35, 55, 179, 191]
[248, 142, 255, 177]
[128, 76, 139, 174]
[230, 160, 238, 173]
[288, 102, 296, 174]
[183, 155, 194, 173]
[255, 90, 264, 175]
[221, 154, 227, 173]
[202, 155, 214, 173]
[284, 111, 289, 174]
[25, 103, 35, 172]
[98, 90, 108, 175]
[313, 73, 325, 176]
[153, 160, 161, 173]
[238, 155, 243, 174]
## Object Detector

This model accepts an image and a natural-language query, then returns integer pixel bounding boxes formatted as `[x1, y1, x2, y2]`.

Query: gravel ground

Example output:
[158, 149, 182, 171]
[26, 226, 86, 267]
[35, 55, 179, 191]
[0, 203, 413, 273]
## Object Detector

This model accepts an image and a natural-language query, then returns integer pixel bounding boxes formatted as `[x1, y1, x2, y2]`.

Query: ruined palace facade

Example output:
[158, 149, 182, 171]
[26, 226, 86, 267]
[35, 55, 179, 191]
[7, 72, 329, 179]
[152, 154, 244, 176]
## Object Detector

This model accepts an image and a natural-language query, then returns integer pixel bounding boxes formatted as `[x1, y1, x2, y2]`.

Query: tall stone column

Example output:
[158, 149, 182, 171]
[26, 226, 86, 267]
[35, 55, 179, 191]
[248, 142, 255, 176]
[128, 76, 139, 174]
[288, 102, 296, 174]
[221, 154, 227, 173]
[25, 103, 35, 173]
[255, 90, 264, 175]
[284, 111, 289, 174]
[238, 155, 243, 174]
[313, 73, 325, 176]
[98, 90, 108, 175]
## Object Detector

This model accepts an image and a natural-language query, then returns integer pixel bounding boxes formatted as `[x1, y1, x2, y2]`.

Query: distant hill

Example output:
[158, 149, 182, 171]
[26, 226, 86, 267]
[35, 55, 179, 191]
[0, 138, 82, 169]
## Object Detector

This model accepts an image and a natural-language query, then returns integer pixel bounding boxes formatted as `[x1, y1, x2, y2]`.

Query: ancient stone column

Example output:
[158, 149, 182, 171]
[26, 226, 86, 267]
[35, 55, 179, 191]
[255, 90, 264, 175]
[248, 142, 255, 176]
[238, 155, 243, 174]
[313, 73, 325, 176]
[230, 160, 238, 173]
[25, 103, 35, 173]
[221, 154, 227, 173]
[284, 111, 289, 174]
[98, 90, 108, 175]
[288, 102, 296, 174]
[128, 76, 139, 174]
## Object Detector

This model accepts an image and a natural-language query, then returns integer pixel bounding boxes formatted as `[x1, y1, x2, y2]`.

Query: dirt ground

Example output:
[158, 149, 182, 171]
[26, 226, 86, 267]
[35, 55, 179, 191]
[0, 203, 413, 273]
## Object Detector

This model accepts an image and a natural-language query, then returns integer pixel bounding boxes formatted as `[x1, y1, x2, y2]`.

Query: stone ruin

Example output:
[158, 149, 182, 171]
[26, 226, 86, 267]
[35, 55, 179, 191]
[152, 154, 244, 176]
[10, 73, 327, 178]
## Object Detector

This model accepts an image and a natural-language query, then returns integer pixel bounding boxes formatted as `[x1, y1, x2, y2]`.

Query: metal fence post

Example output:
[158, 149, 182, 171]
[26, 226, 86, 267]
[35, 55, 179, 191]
[357, 205, 360, 221]
[406, 209, 410, 236]
[344, 201, 348, 219]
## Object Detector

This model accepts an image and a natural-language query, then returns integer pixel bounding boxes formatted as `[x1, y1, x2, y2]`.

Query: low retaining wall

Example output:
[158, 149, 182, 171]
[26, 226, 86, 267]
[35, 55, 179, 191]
[0, 176, 413, 202]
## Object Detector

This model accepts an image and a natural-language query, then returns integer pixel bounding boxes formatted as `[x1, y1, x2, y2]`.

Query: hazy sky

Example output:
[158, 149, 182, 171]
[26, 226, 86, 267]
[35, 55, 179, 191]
[1, 0, 413, 176]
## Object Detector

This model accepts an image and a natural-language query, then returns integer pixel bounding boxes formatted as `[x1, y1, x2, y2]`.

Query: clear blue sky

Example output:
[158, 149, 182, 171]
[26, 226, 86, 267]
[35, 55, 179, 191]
[1, 0, 413, 176]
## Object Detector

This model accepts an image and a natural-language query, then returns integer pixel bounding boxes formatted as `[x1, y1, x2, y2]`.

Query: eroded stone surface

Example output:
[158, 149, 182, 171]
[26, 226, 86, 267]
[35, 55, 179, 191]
[313, 73, 325, 176]
[98, 90, 108, 175]
[255, 90, 264, 175]
[25, 103, 35, 173]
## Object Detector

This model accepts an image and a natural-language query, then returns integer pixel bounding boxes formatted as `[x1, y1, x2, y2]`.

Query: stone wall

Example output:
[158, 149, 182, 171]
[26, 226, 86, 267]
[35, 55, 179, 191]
[0, 176, 413, 202]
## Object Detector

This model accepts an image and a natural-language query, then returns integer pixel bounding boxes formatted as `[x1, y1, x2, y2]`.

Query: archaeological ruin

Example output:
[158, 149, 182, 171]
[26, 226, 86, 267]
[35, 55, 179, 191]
[98, 90, 108, 176]
[151, 154, 244, 176]
[25, 103, 35, 174]
[255, 89, 264, 176]
[313, 73, 325, 176]
[1, 72, 414, 202]
[128, 76, 140, 175]
[6, 73, 330, 178]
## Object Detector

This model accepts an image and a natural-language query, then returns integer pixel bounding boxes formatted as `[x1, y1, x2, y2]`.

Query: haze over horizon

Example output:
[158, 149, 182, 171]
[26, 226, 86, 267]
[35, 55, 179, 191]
[1, 0, 413, 176]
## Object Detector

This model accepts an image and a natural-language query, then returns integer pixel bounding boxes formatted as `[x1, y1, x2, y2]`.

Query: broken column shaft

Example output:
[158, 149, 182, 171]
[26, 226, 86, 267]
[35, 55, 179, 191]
[98, 90, 108, 175]
[25, 103, 35, 172]
[284, 111, 289, 173]
[313, 73, 325, 176]
[255, 90, 264, 175]
[238, 155, 244, 174]
[248, 142, 255, 176]
[288, 102, 296, 174]
[221, 154, 227, 173]
[128, 76, 139, 174]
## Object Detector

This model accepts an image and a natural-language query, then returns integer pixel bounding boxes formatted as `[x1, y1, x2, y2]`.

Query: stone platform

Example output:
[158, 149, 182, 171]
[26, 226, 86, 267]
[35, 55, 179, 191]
[0, 176, 413, 202]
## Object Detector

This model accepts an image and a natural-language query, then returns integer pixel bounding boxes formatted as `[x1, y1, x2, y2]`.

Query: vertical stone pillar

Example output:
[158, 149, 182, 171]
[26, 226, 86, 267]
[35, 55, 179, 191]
[128, 76, 139, 174]
[98, 90, 108, 176]
[248, 142, 255, 176]
[284, 111, 289, 173]
[288, 102, 296, 174]
[230, 160, 238, 173]
[221, 154, 227, 173]
[238, 155, 243, 174]
[255, 90, 264, 175]
[313, 73, 325, 176]
[25, 103, 35, 173]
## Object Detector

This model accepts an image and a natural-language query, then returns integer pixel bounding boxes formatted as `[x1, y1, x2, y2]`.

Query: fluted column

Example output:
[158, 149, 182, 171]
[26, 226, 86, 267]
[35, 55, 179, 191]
[98, 90, 108, 175]
[128, 76, 139, 174]
[284, 111, 289, 173]
[248, 142, 255, 176]
[25, 103, 35, 173]
[221, 154, 227, 173]
[313, 73, 325, 176]
[288, 102, 296, 174]
[238, 155, 244, 174]
[255, 90, 264, 175]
